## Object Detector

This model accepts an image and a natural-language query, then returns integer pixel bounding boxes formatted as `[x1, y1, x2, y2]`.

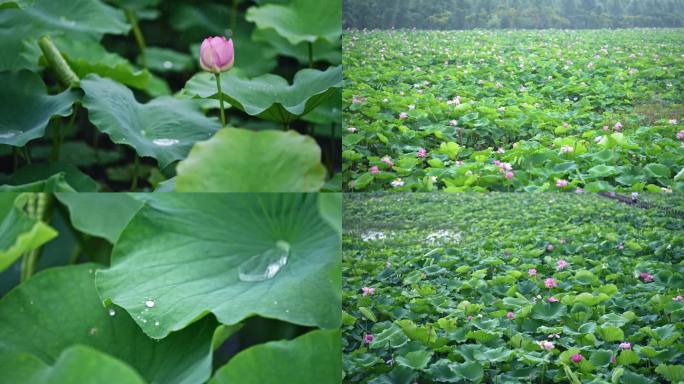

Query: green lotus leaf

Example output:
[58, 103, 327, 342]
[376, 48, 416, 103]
[252, 28, 341, 65]
[0, 346, 145, 384]
[302, 88, 341, 125]
[8, 163, 98, 192]
[395, 350, 433, 370]
[530, 301, 567, 321]
[209, 329, 341, 384]
[0, 173, 76, 192]
[175, 128, 326, 192]
[96, 194, 341, 339]
[48, 37, 166, 96]
[318, 193, 341, 234]
[80, 74, 220, 168]
[0, 194, 57, 272]
[245, 0, 341, 45]
[142, 47, 194, 74]
[183, 66, 342, 123]
[0, 0, 129, 71]
[0, 263, 218, 384]
[0, 0, 33, 9]
[0, 70, 79, 147]
[56, 193, 145, 243]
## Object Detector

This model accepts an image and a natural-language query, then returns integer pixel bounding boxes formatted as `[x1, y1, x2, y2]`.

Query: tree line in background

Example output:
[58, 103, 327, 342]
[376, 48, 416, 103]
[343, 0, 684, 29]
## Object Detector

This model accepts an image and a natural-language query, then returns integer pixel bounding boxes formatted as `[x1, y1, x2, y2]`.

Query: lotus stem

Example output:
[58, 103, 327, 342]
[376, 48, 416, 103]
[21, 193, 49, 282]
[214, 73, 227, 126]
[231, 0, 238, 32]
[38, 36, 79, 88]
[308, 42, 314, 68]
[126, 9, 146, 68]
[131, 154, 140, 191]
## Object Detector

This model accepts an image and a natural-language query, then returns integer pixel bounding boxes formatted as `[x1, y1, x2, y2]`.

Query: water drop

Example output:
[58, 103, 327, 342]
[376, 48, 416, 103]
[145, 299, 155, 308]
[153, 138, 179, 146]
[274, 300, 278, 305]
[142, 319, 147, 323]
[163, 61, 173, 69]
[238, 241, 290, 282]
[155, 321, 160, 326]
[89, 327, 98, 335]
[0, 131, 18, 139]
[108, 308, 116, 316]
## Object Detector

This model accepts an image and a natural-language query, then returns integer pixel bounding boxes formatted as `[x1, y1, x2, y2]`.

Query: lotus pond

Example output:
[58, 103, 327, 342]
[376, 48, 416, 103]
[342, 29, 684, 192]
[0, 192, 342, 383]
[0, 0, 341, 192]
[342, 193, 684, 383]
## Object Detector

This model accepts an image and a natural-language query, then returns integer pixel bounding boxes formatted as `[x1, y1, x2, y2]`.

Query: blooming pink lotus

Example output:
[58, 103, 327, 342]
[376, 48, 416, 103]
[676, 130, 684, 140]
[556, 259, 569, 270]
[199, 36, 234, 73]
[538, 340, 554, 351]
[614, 122, 623, 131]
[361, 287, 375, 296]
[571, 354, 583, 363]
[528, 268, 537, 277]
[556, 179, 569, 188]
[639, 272, 653, 283]
[399, 112, 408, 119]
[449, 119, 458, 127]
[370, 166, 380, 174]
[547, 244, 554, 252]
[363, 333, 374, 344]
[547, 296, 559, 302]
[505, 171, 514, 180]
[506, 311, 515, 320]
[381, 156, 394, 168]
[673, 295, 683, 301]
[544, 278, 557, 288]
[619, 342, 631, 350]
[417, 148, 427, 158]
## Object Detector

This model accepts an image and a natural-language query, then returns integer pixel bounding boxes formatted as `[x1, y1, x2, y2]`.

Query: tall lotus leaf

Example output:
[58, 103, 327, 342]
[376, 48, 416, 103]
[50, 37, 157, 94]
[96, 194, 341, 339]
[0, 346, 145, 384]
[0, 0, 129, 71]
[175, 128, 326, 192]
[0, 70, 79, 147]
[246, 0, 341, 45]
[56, 193, 146, 243]
[0, 173, 76, 192]
[209, 329, 341, 384]
[252, 28, 341, 65]
[183, 66, 342, 123]
[0, 195, 57, 272]
[80, 74, 220, 168]
[0, 263, 218, 384]
[0, 0, 33, 9]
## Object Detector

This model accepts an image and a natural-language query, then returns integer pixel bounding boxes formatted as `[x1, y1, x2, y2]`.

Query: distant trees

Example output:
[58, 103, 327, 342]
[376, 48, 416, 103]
[343, 0, 684, 29]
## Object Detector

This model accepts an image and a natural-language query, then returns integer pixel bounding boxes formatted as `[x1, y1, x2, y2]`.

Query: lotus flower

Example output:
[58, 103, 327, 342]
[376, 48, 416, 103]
[363, 333, 374, 344]
[571, 353, 583, 363]
[199, 36, 235, 73]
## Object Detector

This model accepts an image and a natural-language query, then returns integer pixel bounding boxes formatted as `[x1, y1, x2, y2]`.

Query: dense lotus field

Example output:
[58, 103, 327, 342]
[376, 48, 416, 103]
[342, 29, 684, 192]
[342, 193, 684, 383]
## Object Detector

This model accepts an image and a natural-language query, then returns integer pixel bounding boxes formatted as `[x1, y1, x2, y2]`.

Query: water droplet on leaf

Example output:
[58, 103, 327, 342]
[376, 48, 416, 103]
[0, 131, 19, 139]
[108, 308, 116, 316]
[155, 321, 160, 326]
[145, 300, 155, 308]
[163, 61, 173, 69]
[153, 138, 179, 146]
[238, 241, 290, 282]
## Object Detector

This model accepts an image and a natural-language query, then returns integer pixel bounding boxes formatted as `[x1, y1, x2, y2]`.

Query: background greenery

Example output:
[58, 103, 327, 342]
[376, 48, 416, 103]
[343, 0, 684, 30]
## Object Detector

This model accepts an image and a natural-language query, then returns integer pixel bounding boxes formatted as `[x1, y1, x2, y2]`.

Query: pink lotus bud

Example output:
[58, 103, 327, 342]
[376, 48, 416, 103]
[363, 333, 374, 344]
[571, 353, 583, 363]
[506, 311, 515, 320]
[528, 268, 537, 277]
[199, 36, 234, 73]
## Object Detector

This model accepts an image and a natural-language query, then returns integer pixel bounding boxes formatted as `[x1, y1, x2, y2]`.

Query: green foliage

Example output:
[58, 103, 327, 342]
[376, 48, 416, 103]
[343, 193, 684, 382]
[343, 29, 684, 192]
[343, 0, 684, 29]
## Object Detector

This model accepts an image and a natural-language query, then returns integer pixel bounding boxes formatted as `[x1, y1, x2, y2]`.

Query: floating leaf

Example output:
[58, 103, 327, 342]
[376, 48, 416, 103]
[0, 263, 217, 384]
[96, 194, 341, 339]
[209, 329, 341, 384]
[80, 74, 220, 168]
[0, 70, 79, 147]
[183, 66, 342, 123]
[175, 128, 326, 192]
[246, 0, 341, 45]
